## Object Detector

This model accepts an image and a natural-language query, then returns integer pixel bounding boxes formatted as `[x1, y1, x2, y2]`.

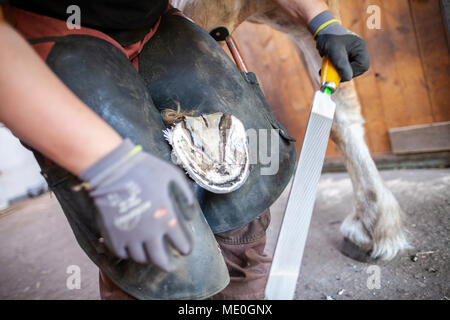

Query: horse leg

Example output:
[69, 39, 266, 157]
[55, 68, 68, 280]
[248, 8, 410, 260]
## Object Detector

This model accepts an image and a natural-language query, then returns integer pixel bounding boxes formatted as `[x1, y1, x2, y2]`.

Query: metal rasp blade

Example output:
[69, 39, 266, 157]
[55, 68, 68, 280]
[265, 90, 336, 300]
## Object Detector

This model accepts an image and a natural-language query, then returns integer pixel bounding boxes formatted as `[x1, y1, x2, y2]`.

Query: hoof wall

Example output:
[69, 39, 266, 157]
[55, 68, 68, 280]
[340, 237, 372, 262]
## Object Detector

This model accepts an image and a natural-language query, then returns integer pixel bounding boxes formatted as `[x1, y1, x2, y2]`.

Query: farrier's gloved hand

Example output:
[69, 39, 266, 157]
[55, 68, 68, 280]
[79, 139, 196, 272]
[308, 10, 370, 82]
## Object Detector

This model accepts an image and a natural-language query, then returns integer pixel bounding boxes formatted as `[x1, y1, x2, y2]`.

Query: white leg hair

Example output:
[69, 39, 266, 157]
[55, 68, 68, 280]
[331, 83, 411, 260]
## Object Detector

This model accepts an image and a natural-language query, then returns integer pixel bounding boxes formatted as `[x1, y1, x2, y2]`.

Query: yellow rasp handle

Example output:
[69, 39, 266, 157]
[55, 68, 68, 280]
[321, 57, 341, 94]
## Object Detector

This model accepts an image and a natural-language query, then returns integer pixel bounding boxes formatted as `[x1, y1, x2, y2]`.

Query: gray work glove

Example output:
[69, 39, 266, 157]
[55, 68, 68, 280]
[79, 139, 196, 272]
[308, 10, 370, 81]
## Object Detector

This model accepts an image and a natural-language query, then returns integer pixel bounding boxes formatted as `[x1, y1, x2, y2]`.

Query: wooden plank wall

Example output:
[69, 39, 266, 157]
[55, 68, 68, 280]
[231, 0, 450, 157]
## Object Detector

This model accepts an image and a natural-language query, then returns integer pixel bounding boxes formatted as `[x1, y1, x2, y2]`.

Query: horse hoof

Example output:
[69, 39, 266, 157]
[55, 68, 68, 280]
[339, 237, 372, 262]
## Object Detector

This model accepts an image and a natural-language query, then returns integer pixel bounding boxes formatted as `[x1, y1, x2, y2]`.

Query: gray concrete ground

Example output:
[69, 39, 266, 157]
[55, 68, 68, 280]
[0, 169, 448, 300]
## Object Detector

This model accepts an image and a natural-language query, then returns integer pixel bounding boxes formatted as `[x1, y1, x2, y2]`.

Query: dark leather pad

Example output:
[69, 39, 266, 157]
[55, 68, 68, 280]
[139, 14, 297, 233]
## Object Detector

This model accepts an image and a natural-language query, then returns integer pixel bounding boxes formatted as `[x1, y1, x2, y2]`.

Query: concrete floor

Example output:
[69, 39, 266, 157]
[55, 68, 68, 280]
[0, 168, 449, 300]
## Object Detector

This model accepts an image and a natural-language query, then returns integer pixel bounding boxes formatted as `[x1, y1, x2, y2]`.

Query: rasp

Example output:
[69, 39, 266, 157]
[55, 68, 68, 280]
[265, 57, 341, 300]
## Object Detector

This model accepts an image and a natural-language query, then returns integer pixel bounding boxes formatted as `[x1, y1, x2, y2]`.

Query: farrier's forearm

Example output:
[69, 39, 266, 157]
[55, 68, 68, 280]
[271, 0, 328, 25]
[0, 10, 122, 175]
